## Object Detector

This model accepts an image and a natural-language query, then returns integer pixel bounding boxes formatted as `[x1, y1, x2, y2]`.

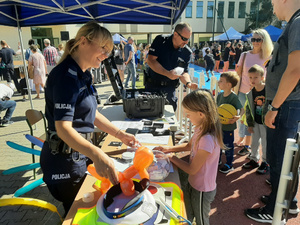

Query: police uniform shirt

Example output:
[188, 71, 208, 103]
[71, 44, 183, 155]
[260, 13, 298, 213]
[45, 55, 97, 133]
[148, 34, 192, 83]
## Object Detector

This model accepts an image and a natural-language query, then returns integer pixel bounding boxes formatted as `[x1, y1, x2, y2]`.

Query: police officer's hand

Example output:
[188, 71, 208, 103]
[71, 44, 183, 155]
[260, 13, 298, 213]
[94, 153, 119, 185]
[117, 130, 141, 148]
[168, 70, 181, 80]
[189, 82, 198, 90]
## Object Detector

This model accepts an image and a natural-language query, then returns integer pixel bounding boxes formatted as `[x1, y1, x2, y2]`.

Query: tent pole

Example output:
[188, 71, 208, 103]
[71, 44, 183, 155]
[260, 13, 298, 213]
[212, 0, 217, 42]
[14, 5, 34, 110]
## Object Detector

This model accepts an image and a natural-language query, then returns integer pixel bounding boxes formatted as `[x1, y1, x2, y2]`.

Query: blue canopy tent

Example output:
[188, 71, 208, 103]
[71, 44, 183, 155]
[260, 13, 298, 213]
[0, 0, 190, 109]
[209, 27, 244, 41]
[112, 33, 127, 44]
[241, 25, 283, 42]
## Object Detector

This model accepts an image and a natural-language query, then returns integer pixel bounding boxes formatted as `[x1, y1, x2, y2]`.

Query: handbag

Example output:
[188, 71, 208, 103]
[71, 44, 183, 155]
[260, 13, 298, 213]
[114, 50, 124, 65]
[28, 66, 34, 79]
[234, 51, 247, 94]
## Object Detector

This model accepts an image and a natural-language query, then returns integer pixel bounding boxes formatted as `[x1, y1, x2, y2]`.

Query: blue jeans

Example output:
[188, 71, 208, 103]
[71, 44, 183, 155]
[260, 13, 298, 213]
[0, 100, 16, 121]
[220, 130, 234, 166]
[264, 100, 300, 214]
[124, 62, 136, 89]
[237, 92, 251, 138]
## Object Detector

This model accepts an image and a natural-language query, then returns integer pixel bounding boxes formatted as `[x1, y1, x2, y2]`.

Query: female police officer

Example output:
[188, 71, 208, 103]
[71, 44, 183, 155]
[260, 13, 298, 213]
[40, 21, 138, 215]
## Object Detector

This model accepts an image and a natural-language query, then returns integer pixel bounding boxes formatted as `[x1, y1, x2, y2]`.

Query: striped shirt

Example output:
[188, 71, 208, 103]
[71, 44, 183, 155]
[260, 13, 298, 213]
[43, 46, 58, 66]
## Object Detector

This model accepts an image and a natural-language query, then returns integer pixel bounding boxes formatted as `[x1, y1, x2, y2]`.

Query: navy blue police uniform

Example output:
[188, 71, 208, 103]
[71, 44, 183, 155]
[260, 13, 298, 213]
[145, 34, 192, 111]
[40, 55, 98, 213]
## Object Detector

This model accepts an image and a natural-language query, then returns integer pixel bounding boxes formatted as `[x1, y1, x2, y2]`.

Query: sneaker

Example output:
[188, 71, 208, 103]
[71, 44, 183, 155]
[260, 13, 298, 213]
[238, 146, 251, 156]
[244, 207, 273, 223]
[219, 164, 234, 174]
[257, 162, 270, 174]
[242, 159, 259, 169]
[261, 195, 299, 214]
[1, 120, 13, 127]
[206, 78, 210, 82]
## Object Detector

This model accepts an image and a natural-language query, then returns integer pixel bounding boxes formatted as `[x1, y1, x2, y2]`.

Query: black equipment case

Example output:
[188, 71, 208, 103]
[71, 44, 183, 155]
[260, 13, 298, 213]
[103, 57, 166, 119]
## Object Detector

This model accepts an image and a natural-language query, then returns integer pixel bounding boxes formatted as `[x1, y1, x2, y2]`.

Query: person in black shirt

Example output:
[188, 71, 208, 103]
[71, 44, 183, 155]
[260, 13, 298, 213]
[204, 48, 215, 82]
[214, 45, 221, 72]
[235, 43, 243, 70]
[222, 41, 235, 72]
[146, 22, 198, 111]
[243, 65, 268, 174]
[0, 40, 19, 91]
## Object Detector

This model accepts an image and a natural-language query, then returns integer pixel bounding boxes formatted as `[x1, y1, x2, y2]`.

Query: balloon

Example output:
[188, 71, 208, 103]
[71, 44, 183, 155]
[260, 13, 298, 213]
[0, 197, 62, 222]
[25, 134, 44, 148]
[120, 178, 135, 196]
[88, 146, 154, 196]
[14, 178, 44, 197]
[2, 163, 40, 175]
[87, 164, 111, 193]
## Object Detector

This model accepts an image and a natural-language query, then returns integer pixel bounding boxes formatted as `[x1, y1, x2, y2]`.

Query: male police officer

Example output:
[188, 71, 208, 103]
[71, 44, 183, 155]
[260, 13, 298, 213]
[245, 0, 300, 223]
[145, 22, 198, 111]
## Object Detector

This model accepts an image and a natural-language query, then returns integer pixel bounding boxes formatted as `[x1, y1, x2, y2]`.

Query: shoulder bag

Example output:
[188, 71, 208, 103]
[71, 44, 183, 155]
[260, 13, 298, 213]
[234, 51, 247, 94]
[28, 66, 34, 79]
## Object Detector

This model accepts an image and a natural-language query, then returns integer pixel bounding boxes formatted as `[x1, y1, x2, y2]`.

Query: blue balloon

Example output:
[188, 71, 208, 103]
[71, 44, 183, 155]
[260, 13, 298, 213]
[14, 178, 44, 197]
[2, 163, 41, 175]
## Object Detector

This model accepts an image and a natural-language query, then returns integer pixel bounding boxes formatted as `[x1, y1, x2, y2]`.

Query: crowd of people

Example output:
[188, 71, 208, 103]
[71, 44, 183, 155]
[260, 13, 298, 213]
[0, 38, 65, 126]
[0, 1, 300, 224]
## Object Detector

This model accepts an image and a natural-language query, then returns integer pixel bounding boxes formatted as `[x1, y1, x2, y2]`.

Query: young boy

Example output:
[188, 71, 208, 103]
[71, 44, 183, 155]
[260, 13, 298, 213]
[217, 71, 244, 173]
[204, 48, 215, 82]
[242, 64, 269, 174]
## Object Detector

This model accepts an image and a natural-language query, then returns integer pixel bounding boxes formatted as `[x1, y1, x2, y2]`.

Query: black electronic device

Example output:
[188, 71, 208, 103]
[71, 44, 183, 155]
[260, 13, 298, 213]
[104, 57, 167, 119]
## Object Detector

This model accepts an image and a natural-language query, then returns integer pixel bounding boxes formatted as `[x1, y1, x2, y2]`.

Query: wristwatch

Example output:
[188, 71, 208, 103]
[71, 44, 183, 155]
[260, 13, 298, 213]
[184, 82, 191, 88]
[268, 104, 279, 111]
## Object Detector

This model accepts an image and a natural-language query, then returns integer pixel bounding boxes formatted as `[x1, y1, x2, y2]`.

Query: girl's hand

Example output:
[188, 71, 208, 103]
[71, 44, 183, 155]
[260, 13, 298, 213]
[153, 146, 172, 153]
[166, 152, 175, 159]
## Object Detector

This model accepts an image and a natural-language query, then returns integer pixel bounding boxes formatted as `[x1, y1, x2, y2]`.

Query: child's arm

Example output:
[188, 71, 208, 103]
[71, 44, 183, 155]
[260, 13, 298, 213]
[228, 107, 244, 124]
[169, 149, 210, 175]
[154, 142, 191, 154]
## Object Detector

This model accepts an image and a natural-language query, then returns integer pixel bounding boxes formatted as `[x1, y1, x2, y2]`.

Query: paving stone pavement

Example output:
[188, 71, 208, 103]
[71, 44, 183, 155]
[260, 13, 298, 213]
[0, 79, 114, 225]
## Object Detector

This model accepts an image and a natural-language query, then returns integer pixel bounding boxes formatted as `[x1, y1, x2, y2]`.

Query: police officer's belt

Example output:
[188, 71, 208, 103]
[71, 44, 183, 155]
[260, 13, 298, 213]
[147, 78, 179, 88]
[47, 131, 93, 155]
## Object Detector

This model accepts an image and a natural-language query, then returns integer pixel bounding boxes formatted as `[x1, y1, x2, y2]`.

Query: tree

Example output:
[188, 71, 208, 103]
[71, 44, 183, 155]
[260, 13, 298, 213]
[245, 0, 281, 33]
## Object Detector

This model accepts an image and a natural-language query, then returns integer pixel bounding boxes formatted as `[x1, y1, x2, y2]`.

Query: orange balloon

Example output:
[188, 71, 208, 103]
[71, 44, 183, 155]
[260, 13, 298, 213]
[120, 178, 135, 196]
[133, 146, 154, 170]
[87, 146, 154, 196]
[138, 168, 149, 180]
[87, 164, 111, 193]
[122, 166, 138, 180]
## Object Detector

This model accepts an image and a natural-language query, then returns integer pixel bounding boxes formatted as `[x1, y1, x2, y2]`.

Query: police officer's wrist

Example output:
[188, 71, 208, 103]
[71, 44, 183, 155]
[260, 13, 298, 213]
[184, 82, 191, 89]
[114, 129, 121, 138]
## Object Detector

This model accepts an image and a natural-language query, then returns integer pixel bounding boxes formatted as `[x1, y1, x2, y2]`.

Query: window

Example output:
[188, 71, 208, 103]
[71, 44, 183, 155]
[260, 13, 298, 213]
[31, 27, 53, 37]
[186, 1, 192, 18]
[196, 1, 203, 18]
[239, 2, 246, 18]
[207, 1, 214, 18]
[217, 1, 224, 19]
[250, 2, 256, 15]
[228, 2, 235, 18]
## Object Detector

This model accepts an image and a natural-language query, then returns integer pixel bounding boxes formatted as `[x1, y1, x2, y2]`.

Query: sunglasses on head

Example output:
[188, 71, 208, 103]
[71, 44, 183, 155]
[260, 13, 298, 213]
[176, 31, 189, 42]
[251, 38, 263, 43]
